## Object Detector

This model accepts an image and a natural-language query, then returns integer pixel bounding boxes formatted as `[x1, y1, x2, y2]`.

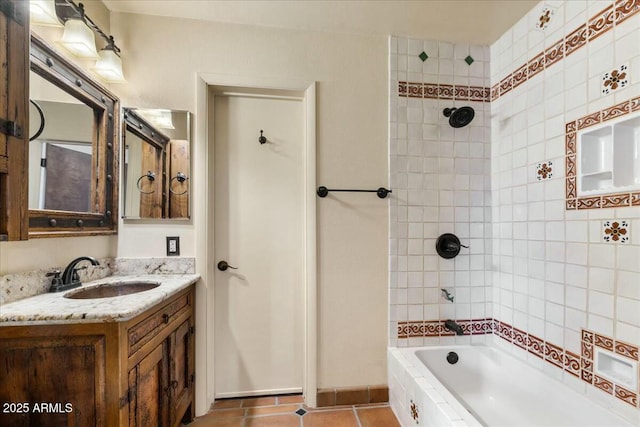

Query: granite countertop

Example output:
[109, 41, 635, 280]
[0, 274, 200, 326]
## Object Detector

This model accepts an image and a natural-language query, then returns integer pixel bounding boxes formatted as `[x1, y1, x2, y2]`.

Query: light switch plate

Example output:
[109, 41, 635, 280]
[166, 236, 180, 256]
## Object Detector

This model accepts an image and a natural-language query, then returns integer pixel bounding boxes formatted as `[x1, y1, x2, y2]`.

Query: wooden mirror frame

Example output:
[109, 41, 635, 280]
[28, 33, 119, 237]
[122, 107, 169, 219]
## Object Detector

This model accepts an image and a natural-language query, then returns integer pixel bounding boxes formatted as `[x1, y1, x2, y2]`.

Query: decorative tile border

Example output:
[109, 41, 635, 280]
[485, 0, 640, 101]
[565, 95, 640, 211]
[397, 318, 493, 338]
[398, 320, 640, 408]
[398, 81, 490, 102]
[397, 2, 640, 103]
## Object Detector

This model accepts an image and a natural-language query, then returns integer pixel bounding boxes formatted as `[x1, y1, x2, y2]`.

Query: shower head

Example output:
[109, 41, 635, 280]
[443, 106, 475, 128]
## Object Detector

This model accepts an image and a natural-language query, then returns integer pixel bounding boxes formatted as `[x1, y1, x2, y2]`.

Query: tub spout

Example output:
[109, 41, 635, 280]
[444, 319, 464, 335]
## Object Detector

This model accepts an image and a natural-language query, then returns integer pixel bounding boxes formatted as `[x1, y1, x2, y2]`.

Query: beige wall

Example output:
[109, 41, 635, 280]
[1, 1, 389, 397]
[111, 12, 389, 389]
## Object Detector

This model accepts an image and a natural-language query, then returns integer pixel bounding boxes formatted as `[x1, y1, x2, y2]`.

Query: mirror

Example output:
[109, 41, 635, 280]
[28, 33, 119, 237]
[122, 108, 191, 219]
[28, 72, 95, 212]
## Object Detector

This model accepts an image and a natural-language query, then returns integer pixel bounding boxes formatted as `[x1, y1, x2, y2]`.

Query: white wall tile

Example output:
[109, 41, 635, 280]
[391, 14, 640, 421]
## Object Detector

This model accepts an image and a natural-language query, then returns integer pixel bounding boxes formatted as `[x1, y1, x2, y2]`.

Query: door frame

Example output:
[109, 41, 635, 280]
[194, 73, 317, 414]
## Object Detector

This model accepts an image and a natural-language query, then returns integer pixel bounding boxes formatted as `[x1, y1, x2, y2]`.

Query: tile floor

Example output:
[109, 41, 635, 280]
[188, 394, 401, 427]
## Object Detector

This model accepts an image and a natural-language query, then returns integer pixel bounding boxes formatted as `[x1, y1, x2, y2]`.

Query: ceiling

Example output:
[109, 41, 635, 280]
[102, 0, 539, 45]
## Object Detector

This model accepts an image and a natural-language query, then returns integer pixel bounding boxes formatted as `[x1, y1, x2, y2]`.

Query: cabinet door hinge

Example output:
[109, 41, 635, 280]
[0, 118, 23, 138]
[40, 158, 47, 168]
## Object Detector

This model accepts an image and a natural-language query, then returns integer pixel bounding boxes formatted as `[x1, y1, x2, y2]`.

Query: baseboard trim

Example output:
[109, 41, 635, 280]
[316, 384, 389, 407]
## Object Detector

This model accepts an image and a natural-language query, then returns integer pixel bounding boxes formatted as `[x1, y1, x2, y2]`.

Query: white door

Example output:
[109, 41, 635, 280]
[213, 92, 304, 398]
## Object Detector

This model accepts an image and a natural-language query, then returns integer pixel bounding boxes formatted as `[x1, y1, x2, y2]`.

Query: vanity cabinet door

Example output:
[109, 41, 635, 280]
[128, 342, 169, 427]
[0, 0, 29, 240]
[169, 319, 195, 426]
[0, 334, 107, 427]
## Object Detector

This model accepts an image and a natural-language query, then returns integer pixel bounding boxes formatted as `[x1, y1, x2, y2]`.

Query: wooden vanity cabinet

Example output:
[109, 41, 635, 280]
[0, 285, 195, 427]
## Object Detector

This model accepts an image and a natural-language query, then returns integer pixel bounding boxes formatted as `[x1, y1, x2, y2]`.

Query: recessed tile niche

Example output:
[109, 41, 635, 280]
[578, 115, 640, 195]
[565, 96, 640, 210]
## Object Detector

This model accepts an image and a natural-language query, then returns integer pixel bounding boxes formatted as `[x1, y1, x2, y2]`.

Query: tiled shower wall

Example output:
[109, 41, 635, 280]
[388, 37, 492, 347]
[490, 0, 640, 419]
[389, 0, 640, 421]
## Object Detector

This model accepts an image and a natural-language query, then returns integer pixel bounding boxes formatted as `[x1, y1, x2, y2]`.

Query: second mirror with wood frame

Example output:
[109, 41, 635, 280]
[122, 108, 191, 220]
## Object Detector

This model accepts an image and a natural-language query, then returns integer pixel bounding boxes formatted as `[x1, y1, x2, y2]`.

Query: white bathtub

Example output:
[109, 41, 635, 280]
[388, 345, 635, 427]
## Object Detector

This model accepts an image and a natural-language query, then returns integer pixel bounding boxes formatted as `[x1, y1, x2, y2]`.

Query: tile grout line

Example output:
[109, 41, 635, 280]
[353, 405, 363, 427]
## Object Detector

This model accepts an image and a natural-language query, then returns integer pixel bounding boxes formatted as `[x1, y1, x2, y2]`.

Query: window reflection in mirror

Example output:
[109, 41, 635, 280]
[122, 108, 190, 220]
[28, 71, 96, 213]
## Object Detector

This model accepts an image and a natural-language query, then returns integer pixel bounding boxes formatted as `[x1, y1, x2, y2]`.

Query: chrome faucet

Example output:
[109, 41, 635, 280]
[444, 319, 465, 335]
[50, 256, 100, 292]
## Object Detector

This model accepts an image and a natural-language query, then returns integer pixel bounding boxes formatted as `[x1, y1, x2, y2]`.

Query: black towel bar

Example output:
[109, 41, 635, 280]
[316, 186, 392, 199]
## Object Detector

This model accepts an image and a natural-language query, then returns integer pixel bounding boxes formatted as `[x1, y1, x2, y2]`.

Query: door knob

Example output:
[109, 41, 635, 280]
[217, 261, 237, 271]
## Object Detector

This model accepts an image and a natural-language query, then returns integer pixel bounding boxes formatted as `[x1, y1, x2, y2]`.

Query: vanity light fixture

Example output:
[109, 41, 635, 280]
[29, 0, 63, 27]
[58, 3, 99, 59]
[93, 36, 125, 83]
[136, 109, 175, 130]
[30, 0, 127, 83]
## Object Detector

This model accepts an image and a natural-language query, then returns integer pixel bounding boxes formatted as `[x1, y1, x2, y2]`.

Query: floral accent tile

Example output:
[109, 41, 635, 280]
[602, 64, 629, 95]
[536, 6, 556, 30]
[410, 400, 419, 423]
[602, 220, 629, 243]
[536, 161, 553, 181]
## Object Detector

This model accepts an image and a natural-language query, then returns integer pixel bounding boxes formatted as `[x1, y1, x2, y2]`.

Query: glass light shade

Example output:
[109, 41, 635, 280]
[94, 49, 126, 83]
[58, 18, 99, 59]
[137, 109, 174, 129]
[30, 0, 62, 27]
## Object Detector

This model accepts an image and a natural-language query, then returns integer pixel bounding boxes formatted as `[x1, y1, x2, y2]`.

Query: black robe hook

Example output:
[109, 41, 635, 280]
[259, 130, 267, 144]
